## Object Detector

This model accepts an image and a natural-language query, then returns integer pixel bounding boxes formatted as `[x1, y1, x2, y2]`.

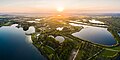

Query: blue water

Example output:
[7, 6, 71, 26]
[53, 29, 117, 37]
[72, 27, 117, 46]
[0, 26, 46, 60]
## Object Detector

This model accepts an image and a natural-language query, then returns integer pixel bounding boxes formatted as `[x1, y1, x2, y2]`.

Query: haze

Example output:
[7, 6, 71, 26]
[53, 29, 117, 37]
[0, 0, 120, 13]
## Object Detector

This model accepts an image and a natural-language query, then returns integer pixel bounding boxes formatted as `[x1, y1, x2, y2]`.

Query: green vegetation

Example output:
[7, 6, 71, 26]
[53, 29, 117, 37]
[94, 50, 119, 60]
[32, 33, 76, 60]
[0, 20, 16, 26]
[100, 50, 117, 57]
[28, 16, 120, 60]
[75, 42, 103, 60]
[1, 16, 120, 60]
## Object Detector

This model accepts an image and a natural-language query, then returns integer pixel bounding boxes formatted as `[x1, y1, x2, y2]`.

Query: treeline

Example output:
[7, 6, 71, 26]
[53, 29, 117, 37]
[32, 34, 76, 60]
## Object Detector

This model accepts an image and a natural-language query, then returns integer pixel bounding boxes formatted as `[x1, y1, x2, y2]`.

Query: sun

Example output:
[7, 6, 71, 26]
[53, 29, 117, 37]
[57, 7, 64, 12]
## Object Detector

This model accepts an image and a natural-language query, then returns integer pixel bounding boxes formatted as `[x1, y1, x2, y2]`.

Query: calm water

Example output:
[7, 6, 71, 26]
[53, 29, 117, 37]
[118, 33, 120, 37]
[55, 36, 65, 43]
[25, 26, 35, 34]
[71, 23, 117, 46]
[0, 25, 46, 60]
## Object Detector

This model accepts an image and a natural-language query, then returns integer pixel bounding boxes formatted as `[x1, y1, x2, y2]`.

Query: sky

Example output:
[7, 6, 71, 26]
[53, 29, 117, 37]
[0, 0, 120, 13]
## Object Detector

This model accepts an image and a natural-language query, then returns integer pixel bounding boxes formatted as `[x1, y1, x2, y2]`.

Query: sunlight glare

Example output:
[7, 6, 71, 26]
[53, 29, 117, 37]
[57, 7, 64, 12]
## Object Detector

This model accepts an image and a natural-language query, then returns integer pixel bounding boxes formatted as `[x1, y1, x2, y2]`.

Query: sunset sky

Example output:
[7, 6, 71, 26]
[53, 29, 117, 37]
[0, 0, 120, 13]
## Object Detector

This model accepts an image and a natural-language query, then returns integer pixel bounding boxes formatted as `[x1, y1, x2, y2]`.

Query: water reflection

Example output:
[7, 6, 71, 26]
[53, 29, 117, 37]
[11, 24, 18, 27]
[69, 23, 91, 28]
[70, 23, 117, 46]
[89, 19, 104, 24]
[118, 33, 120, 37]
[0, 25, 46, 60]
[26, 35, 33, 43]
[56, 27, 63, 31]
[25, 26, 35, 34]
[55, 36, 65, 43]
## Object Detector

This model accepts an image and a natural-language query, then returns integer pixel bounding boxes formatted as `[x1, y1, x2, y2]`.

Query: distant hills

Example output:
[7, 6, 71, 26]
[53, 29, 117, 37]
[0, 13, 120, 17]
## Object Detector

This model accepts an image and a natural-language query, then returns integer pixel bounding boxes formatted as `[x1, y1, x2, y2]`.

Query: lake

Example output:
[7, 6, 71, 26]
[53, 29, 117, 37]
[0, 25, 46, 60]
[70, 22, 117, 46]
[55, 36, 65, 43]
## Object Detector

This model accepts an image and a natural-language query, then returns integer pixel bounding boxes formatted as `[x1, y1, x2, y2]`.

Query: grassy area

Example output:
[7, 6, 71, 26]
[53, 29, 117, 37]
[75, 50, 83, 60]
[100, 50, 118, 57]
[94, 50, 119, 60]
[28, 17, 120, 60]
[110, 46, 120, 51]
[43, 46, 55, 54]
[4, 22, 12, 26]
